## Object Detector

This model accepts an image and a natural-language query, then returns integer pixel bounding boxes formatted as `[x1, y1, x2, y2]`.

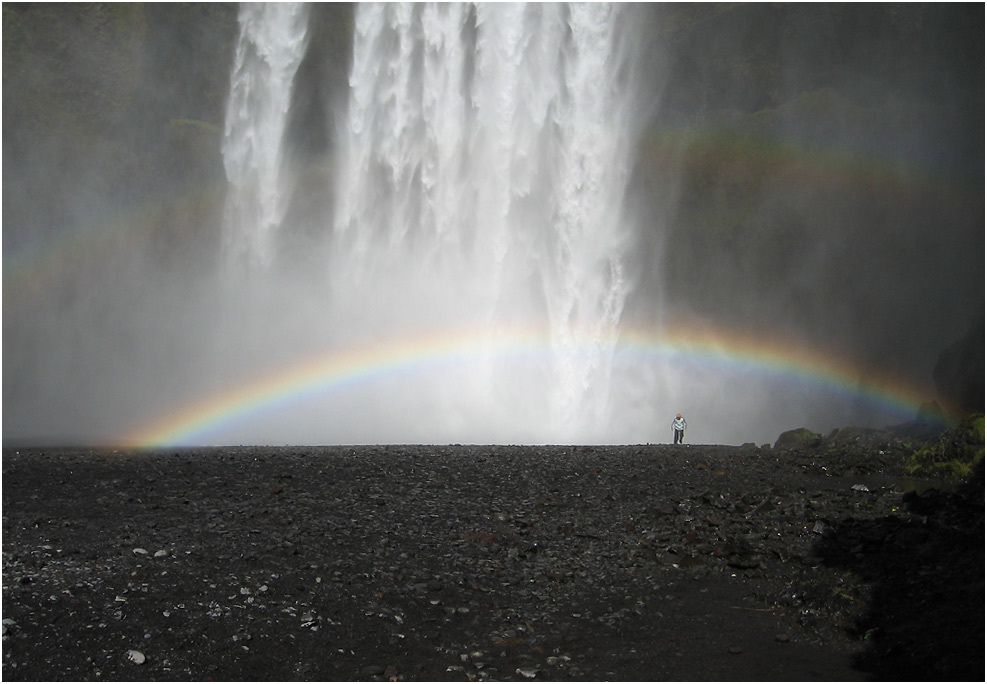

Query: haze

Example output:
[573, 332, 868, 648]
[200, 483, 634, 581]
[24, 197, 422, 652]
[3, 4, 982, 447]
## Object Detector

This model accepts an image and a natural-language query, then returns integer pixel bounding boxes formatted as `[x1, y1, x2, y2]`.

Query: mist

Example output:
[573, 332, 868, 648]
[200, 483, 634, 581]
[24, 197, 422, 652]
[3, 4, 982, 447]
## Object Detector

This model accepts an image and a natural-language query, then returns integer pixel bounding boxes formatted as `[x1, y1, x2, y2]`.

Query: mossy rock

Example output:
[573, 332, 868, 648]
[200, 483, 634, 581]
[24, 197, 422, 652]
[905, 413, 985, 478]
[825, 426, 883, 446]
[774, 427, 822, 451]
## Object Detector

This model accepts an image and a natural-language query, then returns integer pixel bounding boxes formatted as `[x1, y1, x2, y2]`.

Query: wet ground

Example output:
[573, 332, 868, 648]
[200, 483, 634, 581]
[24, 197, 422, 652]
[2, 443, 982, 681]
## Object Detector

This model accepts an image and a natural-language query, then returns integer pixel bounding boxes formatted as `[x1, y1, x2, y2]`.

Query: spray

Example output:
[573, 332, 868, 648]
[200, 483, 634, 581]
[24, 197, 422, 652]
[222, 2, 310, 271]
[327, 3, 642, 441]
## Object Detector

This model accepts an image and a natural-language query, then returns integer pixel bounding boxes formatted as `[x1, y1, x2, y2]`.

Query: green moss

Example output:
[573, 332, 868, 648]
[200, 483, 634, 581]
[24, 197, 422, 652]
[905, 413, 985, 478]
[774, 427, 822, 451]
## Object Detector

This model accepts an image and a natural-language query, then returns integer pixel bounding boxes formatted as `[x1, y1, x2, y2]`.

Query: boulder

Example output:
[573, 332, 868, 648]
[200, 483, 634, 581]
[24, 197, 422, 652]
[774, 427, 822, 451]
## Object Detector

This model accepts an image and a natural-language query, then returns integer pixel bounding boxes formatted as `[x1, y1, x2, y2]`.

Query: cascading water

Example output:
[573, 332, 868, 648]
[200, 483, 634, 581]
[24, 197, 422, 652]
[222, 2, 310, 270]
[6, 4, 963, 450]
[324, 3, 643, 442]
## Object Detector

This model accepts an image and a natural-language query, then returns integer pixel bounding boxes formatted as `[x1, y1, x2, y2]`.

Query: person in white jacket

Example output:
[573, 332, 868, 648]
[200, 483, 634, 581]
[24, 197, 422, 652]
[671, 413, 687, 444]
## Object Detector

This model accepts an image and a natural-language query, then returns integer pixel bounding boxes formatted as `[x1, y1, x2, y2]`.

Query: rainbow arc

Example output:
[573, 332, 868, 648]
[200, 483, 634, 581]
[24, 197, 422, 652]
[121, 321, 938, 448]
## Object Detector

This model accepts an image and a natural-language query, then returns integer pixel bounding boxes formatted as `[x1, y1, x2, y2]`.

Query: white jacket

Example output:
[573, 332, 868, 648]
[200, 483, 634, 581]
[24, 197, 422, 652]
[671, 417, 687, 431]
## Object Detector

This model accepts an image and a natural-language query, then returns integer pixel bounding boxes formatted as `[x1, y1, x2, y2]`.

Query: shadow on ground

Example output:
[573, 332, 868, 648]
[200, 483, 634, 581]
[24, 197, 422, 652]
[816, 462, 984, 681]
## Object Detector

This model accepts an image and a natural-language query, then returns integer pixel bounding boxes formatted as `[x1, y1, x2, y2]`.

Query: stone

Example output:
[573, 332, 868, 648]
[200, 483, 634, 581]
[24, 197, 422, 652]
[774, 428, 822, 451]
[126, 650, 146, 665]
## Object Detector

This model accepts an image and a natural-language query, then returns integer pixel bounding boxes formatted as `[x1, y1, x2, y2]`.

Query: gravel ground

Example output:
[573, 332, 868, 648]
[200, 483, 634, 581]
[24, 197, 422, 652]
[2, 441, 982, 681]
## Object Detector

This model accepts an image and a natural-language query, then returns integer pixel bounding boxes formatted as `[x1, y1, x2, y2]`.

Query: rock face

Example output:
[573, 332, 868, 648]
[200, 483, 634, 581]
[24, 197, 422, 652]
[933, 317, 985, 414]
[2, 442, 982, 681]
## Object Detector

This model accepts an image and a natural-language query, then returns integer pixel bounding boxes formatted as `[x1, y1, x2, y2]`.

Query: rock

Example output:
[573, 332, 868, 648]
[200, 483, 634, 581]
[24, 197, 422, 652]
[132, 548, 148, 555]
[774, 428, 822, 451]
[126, 649, 146, 665]
[153, 549, 169, 558]
[727, 556, 761, 570]
[933, 317, 984, 413]
[3, 442, 980, 681]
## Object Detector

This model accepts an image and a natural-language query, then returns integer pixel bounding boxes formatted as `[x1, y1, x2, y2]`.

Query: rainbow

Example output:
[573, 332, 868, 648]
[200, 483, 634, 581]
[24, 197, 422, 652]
[638, 124, 976, 200]
[120, 321, 940, 448]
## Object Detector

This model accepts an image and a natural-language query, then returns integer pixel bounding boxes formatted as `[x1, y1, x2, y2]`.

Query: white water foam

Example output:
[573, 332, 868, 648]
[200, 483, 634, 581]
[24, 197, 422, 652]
[222, 3, 310, 270]
[327, 3, 642, 442]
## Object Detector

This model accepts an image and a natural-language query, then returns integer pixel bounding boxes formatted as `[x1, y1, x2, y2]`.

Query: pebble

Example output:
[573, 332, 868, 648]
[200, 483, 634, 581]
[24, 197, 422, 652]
[126, 649, 146, 665]
[3, 443, 953, 680]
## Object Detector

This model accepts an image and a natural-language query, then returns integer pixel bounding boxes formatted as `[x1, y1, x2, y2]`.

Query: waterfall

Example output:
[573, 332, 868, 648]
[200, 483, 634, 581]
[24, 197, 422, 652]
[329, 3, 641, 441]
[222, 3, 310, 270]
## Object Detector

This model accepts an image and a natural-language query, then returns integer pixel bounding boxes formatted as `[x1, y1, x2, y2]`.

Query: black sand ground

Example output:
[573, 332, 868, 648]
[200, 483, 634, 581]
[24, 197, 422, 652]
[2, 443, 983, 681]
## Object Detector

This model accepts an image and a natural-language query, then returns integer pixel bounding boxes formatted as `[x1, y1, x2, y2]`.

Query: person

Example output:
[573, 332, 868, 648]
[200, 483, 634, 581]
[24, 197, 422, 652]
[671, 413, 687, 444]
